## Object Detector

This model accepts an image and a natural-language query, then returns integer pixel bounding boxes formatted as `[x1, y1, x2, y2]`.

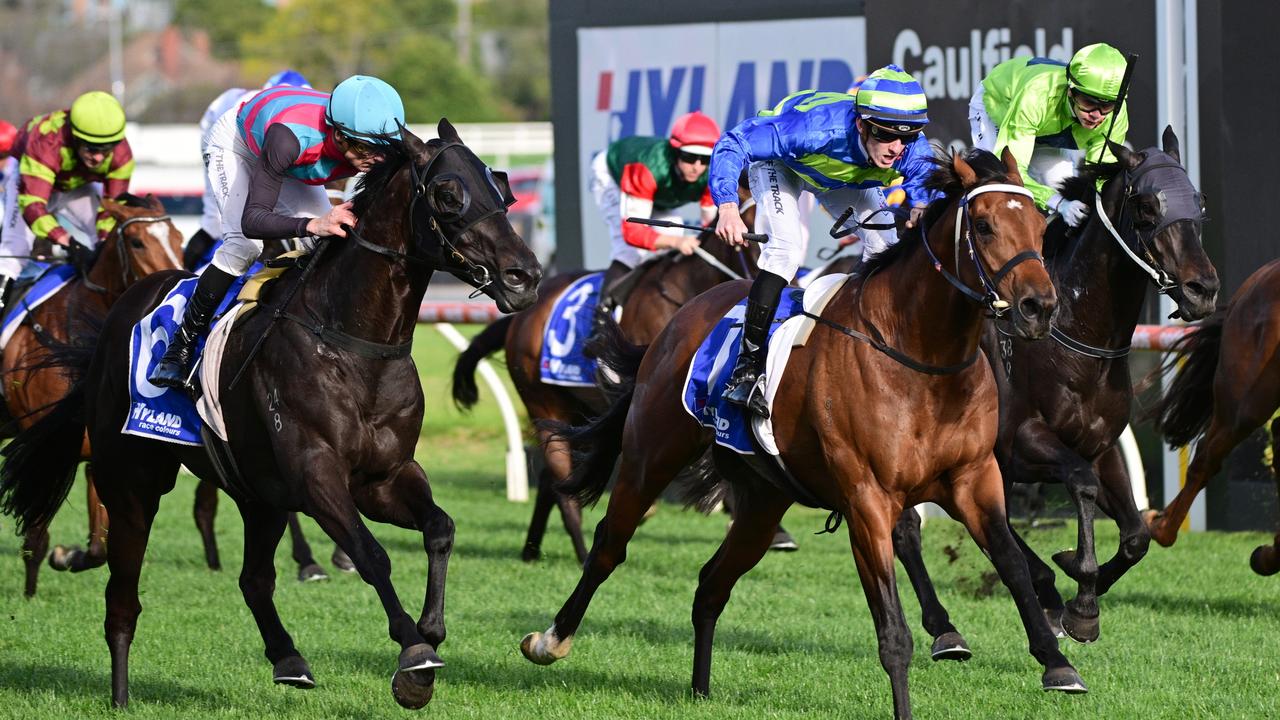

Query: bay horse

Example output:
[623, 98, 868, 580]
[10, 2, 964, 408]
[451, 181, 758, 563]
[0, 120, 541, 709]
[1145, 258, 1280, 574]
[2, 194, 184, 597]
[521, 149, 1080, 719]
[891, 129, 1219, 650]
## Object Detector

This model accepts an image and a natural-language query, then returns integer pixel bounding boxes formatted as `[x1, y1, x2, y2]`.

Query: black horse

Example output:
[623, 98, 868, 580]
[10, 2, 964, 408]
[892, 128, 1218, 652]
[0, 120, 541, 709]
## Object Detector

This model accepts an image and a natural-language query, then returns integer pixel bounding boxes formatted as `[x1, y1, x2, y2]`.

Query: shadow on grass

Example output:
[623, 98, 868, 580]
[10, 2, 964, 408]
[0, 660, 229, 710]
[1107, 590, 1280, 619]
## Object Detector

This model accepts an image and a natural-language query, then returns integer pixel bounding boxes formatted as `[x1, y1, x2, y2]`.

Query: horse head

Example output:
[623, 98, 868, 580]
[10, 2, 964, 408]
[946, 147, 1057, 338]
[1100, 128, 1219, 320]
[97, 194, 185, 291]
[400, 121, 542, 312]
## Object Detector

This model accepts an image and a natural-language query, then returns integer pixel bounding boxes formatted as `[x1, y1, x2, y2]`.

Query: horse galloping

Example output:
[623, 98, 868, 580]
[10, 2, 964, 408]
[0, 120, 541, 709]
[2, 194, 184, 597]
[1146, 258, 1280, 573]
[452, 181, 758, 563]
[520, 149, 1078, 719]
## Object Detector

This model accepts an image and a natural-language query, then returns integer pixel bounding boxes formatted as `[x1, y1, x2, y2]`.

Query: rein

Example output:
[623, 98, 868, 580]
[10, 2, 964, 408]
[81, 214, 175, 295]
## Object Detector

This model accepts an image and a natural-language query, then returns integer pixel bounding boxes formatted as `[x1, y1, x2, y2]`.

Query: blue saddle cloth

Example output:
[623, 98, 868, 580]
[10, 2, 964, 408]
[681, 288, 805, 454]
[0, 263, 78, 348]
[539, 272, 604, 387]
[123, 266, 257, 445]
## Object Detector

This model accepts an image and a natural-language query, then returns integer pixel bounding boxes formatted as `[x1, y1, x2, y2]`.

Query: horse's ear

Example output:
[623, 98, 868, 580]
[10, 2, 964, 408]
[952, 151, 978, 188]
[401, 124, 430, 158]
[1162, 125, 1182, 164]
[145, 193, 164, 213]
[999, 146, 1024, 185]
[438, 118, 462, 143]
[1108, 140, 1143, 171]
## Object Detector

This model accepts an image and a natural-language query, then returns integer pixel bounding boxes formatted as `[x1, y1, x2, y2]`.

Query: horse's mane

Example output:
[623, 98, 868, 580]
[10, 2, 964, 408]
[859, 147, 1010, 278]
[350, 134, 412, 218]
[1043, 159, 1124, 258]
[112, 192, 150, 208]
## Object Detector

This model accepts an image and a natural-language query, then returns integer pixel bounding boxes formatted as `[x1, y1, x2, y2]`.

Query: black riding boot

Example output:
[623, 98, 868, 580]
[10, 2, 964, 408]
[722, 270, 787, 418]
[148, 265, 237, 389]
[586, 260, 630, 354]
[0, 274, 13, 316]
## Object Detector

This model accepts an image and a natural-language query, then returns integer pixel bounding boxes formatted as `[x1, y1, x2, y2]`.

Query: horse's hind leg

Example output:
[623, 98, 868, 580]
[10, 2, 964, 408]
[892, 507, 970, 661]
[21, 522, 49, 597]
[521, 428, 702, 666]
[945, 458, 1085, 694]
[690, 485, 791, 697]
[237, 502, 314, 688]
[285, 512, 327, 582]
[48, 468, 109, 572]
[1008, 523, 1067, 637]
[1250, 416, 1280, 576]
[193, 478, 221, 570]
[1094, 445, 1151, 596]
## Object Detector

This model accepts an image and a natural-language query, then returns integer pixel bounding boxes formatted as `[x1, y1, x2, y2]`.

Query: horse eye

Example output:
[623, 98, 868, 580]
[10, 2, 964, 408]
[130, 239, 144, 249]
[974, 219, 992, 235]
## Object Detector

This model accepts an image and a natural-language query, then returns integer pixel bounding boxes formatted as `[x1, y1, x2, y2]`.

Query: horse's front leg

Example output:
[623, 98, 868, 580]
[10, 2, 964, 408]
[891, 506, 970, 660]
[1093, 445, 1151, 596]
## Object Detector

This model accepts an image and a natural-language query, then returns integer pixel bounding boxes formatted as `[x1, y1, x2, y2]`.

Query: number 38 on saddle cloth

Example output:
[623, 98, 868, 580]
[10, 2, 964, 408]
[681, 272, 850, 457]
[124, 252, 305, 445]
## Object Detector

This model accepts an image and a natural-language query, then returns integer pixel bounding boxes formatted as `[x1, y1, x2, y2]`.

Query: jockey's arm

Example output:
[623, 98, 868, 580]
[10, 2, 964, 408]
[242, 124, 351, 240]
[617, 163, 698, 255]
[96, 141, 134, 242]
[16, 148, 72, 246]
[992, 99, 1053, 209]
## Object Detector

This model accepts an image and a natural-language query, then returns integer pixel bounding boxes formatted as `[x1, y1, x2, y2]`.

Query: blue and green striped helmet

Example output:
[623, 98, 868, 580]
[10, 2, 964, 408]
[854, 64, 929, 132]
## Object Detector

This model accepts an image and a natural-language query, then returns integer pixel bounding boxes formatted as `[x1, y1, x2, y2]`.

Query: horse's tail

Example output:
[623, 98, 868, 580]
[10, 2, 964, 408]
[0, 312, 100, 534]
[451, 314, 514, 411]
[0, 381, 88, 536]
[544, 318, 647, 507]
[1145, 311, 1225, 447]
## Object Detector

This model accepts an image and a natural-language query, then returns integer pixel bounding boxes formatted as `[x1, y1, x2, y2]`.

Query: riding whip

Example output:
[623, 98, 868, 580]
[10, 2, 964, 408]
[1096, 53, 1139, 164]
[625, 217, 768, 243]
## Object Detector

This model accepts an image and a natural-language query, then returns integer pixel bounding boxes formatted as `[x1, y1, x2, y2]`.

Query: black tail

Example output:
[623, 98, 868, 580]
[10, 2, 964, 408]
[0, 310, 101, 535]
[451, 314, 514, 411]
[1144, 311, 1224, 447]
[543, 317, 647, 507]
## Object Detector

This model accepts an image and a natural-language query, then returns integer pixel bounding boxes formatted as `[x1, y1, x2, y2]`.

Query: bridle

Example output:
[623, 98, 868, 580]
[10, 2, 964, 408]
[81, 213, 178, 294]
[346, 142, 512, 296]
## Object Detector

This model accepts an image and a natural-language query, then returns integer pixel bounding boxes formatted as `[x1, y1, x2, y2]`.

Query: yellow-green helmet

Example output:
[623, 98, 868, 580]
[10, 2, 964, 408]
[1067, 44, 1127, 102]
[69, 91, 127, 144]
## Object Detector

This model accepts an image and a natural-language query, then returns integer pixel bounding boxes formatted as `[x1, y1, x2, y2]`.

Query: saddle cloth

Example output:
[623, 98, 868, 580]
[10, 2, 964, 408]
[680, 272, 850, 455]
[539, 271, 604, 387]
[0, 263, 78, 349]
[122, 258, 296, 445]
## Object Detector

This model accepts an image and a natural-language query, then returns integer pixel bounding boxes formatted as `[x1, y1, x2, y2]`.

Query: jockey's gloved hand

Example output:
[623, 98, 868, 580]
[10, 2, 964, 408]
[1049, 193, 1091, 227]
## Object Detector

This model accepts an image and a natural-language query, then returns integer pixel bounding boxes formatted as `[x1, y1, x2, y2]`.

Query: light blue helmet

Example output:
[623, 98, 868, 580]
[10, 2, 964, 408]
[264, 69, 311, 89]
[326, 75, 405, 144]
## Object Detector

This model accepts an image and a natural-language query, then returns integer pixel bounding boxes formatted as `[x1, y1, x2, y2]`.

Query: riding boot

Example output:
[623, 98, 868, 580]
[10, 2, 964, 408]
[585, 260, 630, 356]
[722, 270, 787, 419]
[0, 275, 12, 317]
[148, 265, 237, 389]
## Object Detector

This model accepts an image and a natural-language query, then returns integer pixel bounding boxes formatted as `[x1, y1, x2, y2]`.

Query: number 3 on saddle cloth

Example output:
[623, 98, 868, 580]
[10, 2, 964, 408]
[123, 258, 291, 445]
[539, 271, 606, 387]
[682, 273, 850, 457]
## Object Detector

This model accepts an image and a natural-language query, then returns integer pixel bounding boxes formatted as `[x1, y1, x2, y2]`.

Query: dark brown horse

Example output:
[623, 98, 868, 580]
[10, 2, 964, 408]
[519, 149, 1079, 719]
[2, 194, 184, 596]
[452, 182, 758, 563]
[1146, 258, 1280, 573]
[0, 121, 541, 709]
[891, 129, 1219, 650]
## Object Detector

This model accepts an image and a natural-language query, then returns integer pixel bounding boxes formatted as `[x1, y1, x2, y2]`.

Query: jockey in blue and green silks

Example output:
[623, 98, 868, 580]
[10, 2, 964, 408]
[707, 64, 940, 418]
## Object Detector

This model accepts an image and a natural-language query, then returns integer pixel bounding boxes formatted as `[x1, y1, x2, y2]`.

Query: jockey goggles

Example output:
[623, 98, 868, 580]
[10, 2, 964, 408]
[675, 150, 710, 166]
[1069, 89, 1117, 116]
[864, 120, 921, 144]
[80, 139, 120, 154]
[339, 132, 386, 159]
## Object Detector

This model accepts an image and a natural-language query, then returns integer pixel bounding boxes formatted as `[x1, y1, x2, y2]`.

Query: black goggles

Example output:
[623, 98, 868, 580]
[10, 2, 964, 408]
[865, 123, 921, 144]
[1069, 89, 1117, 115]
[340, 133, 386, 158]
[676, 150, 710, 166]
[81, 141, 119, 154]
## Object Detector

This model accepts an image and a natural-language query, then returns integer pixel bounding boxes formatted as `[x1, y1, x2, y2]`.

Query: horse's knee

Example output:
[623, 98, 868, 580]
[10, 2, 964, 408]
[425, 511, 455, 554]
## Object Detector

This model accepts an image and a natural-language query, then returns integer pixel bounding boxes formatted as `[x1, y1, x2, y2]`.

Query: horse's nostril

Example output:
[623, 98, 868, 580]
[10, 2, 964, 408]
[503, 268, 530, 291]
[1019, 297, 1042, 321]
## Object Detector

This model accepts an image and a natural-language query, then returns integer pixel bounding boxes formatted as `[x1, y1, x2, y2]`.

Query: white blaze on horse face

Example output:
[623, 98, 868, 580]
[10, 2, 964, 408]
[1006, 199, 1025, 210]
[145, 222, 184, 268]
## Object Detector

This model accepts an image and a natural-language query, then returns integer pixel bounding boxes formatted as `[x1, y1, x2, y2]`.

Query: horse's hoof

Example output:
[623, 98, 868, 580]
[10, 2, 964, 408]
[1042, 666, 1088, 693]
[1062, 605, 1100, 644]
[1249, 545, 1280, 576]
[768, 529, 798, 552]
[331, 548, 356, 573]
[47, 545, 78, 571]
[521, 545, 541, 563]
[930, 631, 972, 661]
[272, 655, 316, 688]
[297, 563, 329, 583]
[391, 666, 435, 709]
[521, 629, 572, 665]
[1144, 510, 1177, 547]
[1044, 608, 1067, 639]
[399, 643, 445, 673]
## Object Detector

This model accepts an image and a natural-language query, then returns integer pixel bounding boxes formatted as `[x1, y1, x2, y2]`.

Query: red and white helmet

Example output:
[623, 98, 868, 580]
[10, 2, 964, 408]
[669, 111, 720, 156]
[0, 120, 18, 156]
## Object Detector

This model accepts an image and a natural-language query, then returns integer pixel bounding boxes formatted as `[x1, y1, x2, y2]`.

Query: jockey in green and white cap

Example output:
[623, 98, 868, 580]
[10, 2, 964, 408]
[969, 43, 1129, 227]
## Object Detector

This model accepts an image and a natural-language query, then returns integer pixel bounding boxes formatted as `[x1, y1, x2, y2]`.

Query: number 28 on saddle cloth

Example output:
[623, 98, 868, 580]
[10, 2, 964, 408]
[124, 251, 306, 445]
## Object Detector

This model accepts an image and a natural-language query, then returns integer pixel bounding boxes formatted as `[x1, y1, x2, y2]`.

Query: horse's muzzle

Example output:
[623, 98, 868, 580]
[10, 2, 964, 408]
[493, 265, 542, 312]
[1173, 273, 1219, 321]
[1014, 290, 1057, 340]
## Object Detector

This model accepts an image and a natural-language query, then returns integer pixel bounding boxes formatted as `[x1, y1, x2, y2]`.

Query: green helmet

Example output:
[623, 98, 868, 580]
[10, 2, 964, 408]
[1067, 44, 1127, 102]
[69, 91, 127, 144]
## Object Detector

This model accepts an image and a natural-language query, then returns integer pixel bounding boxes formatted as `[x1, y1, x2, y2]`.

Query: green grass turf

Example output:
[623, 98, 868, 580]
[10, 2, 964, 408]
[0, 328, 1277, 719]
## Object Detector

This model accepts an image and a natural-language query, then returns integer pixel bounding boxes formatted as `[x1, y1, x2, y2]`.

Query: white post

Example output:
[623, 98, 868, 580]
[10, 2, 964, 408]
[434, 322, 528, 502]
[1118, 425, 1150, 510]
